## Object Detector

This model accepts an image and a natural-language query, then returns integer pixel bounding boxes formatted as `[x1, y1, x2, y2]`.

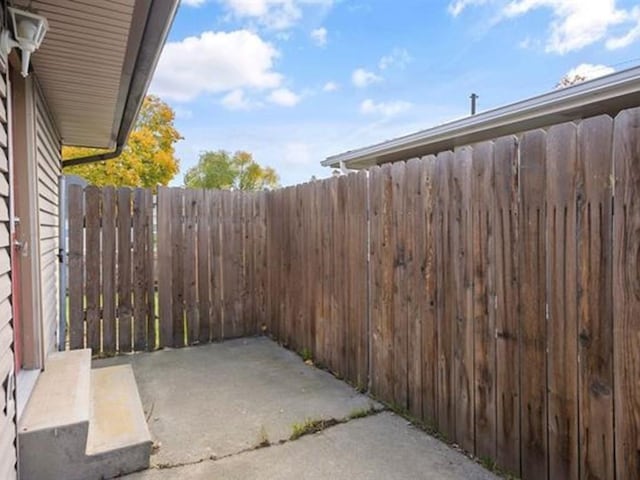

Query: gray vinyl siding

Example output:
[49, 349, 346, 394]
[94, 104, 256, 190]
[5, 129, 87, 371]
[34, 82, 61, 357]
[0, 61, 17, 479]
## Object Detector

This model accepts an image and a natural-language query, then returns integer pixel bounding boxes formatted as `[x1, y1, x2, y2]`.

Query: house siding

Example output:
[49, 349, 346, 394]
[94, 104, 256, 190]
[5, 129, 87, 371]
[0, 53, 17, 479]
[34, 81, 60, 357]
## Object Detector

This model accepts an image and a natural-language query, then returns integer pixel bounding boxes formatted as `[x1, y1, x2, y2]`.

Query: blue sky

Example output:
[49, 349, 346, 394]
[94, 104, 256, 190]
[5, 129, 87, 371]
[149, 0, 640, 186]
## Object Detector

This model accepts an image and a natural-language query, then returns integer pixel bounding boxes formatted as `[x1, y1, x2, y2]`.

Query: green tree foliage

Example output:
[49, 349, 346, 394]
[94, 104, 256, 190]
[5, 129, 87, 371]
[63, 95, 181, 191]
[183, 150, 279, 191]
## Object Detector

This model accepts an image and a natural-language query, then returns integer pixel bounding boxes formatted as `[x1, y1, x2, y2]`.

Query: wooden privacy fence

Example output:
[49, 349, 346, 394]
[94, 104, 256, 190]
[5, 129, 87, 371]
[66, 187, 267, 353]
[65, 106, 640, 480]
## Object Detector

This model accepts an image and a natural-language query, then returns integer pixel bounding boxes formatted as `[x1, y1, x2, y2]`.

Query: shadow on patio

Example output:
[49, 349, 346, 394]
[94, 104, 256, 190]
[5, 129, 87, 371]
[96, 337, 497, 480]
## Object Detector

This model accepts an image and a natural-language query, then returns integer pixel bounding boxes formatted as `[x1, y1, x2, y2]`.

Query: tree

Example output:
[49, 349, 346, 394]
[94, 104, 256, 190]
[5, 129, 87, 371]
[63, 95, 182, 190]
[184, 150, 279, 191]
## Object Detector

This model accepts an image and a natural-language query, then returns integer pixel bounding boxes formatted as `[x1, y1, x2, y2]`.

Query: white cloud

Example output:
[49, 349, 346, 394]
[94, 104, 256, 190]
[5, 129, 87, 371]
[449, 0, 640, 54]
[352, 68, 382, 88]
[606, 6, 640, 49]
[268, 88, 301, 106]
[221, 89, 254, 110]
[448, 0, 489, 17]
[183, 0, 207, 6]
[220, 0, 334, 30]
[311, 27, 328, 46]
[379, 48, 412, 70]
[360, 99, 412, 116]
[323, 81, 339, 92]
[151, 30, 282, 102]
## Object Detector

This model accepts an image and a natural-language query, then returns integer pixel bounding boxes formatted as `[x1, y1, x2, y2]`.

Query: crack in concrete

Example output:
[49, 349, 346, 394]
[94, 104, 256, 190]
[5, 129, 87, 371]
[141, 406, 387, 474]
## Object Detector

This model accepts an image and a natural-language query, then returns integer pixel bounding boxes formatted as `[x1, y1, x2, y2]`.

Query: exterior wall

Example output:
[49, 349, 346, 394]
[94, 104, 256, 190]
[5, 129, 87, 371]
[33, 81, 60, 356]
[0, 12, 17, 477]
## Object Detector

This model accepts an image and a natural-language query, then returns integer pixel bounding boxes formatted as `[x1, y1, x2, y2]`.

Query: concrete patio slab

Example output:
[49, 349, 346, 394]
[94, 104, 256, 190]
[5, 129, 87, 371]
[126, 412, 498, 480]
[98, 337, 497, 479]
[95, 337, 379, 467]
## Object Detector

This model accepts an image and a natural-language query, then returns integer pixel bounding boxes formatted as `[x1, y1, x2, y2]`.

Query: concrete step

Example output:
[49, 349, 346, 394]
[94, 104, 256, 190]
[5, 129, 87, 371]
[18, 349, 92, 479]
[85, 365, 152, 476]
[19, 348, 91, 433]
[18, 351, 152, 480]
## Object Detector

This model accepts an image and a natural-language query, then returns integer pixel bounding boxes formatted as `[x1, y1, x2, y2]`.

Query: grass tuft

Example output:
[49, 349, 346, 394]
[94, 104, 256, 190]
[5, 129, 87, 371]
[290, 418, 339, 440]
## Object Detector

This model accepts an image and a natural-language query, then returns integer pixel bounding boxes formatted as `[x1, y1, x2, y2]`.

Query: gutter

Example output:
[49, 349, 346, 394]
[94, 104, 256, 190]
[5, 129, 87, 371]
[323, 65, 640, 169]
[62, 0, 179, 168]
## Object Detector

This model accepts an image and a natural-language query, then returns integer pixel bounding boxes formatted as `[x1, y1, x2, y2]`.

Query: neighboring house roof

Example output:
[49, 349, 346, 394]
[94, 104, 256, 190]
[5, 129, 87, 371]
[323, 66, 640, 169]
[14, 0, 178, 150]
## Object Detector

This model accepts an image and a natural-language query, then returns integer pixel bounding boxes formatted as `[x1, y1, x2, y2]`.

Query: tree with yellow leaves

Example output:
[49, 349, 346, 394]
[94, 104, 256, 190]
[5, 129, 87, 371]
[184, 150, 279, 191]
[63, 95, 181, 190]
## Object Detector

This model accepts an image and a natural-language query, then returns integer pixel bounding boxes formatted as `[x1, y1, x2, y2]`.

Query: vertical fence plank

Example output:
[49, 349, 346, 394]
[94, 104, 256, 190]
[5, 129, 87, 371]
[209, 190, 223, 341]
[354, 171, 369, 390]
[245, 193, 255, 338]
[68, 184, 84, 350]
[145, 189, 156, 351]
[184, 189, 198, 344]
[258, 191, 268, 332]
[102, 187, 117, 354]
[613, 107, 640, 480]
[577, 115, 614, 480]
[117, 188, 133, 353]
[221, 192, 233, 339]
[85, 186, 101, 354]
[519, 130, 548, 480]
[494, 136, 520, 475]
[133, 188, 148, 351]
[436, 151, 455, 441]
[157, 186, 172, 348]
[171, 188, 185, 347]
[391, 161, 408, 409]
[198, 189, 211, 344]
[422, 155, 438, 427]
[372, 164, 394, 401]
[406, 158, 423, 418]
[336, 177, 348, 378]
[320, 181, 331, 367]
[546, 122, 579, 480]
[452, 146, 475, 453]
[472, 141, 496, 461]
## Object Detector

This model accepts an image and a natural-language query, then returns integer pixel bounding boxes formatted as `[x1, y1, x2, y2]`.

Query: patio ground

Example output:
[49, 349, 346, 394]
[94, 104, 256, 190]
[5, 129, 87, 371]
[95, 337, 498, 479]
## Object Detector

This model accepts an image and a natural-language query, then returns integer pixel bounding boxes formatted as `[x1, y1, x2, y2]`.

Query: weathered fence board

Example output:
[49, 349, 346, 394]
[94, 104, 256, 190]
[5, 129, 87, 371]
[493, 136, 520, 475]
[421, 155, 438, 427]
[67, 184, 84, 350]
[85, 186, 101, 353]
[171, 189, 185, 347]
[472, 141, 496, 461]
[102, 187, 117, 353]
[577, 115, 614, 480]
[546, 122, 579, 480]
[133, 188, 148, 351]
[613, 107, 640, 480]
[117, 188, 133, 353]
[157, 187, 172, 348]
[518, 130, 548, 480]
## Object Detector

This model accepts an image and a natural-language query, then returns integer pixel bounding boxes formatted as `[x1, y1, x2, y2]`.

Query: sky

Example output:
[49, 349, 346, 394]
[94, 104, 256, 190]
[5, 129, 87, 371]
[149, 0, 640, 187]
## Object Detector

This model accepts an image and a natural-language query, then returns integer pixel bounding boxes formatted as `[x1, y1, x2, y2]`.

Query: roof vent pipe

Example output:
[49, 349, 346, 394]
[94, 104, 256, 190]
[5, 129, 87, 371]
[470, 93, 479, 115]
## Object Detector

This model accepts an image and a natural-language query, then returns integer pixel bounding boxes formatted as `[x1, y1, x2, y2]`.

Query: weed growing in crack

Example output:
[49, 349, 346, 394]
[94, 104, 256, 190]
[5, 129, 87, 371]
[347, 404, 379, 420]
[290, 418, 339, 440]
[300, 347, 313, 362]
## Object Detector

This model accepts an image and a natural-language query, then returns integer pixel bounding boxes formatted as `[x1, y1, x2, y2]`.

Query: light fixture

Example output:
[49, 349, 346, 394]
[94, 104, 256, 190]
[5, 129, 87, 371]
[0, 6, 48, 77]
